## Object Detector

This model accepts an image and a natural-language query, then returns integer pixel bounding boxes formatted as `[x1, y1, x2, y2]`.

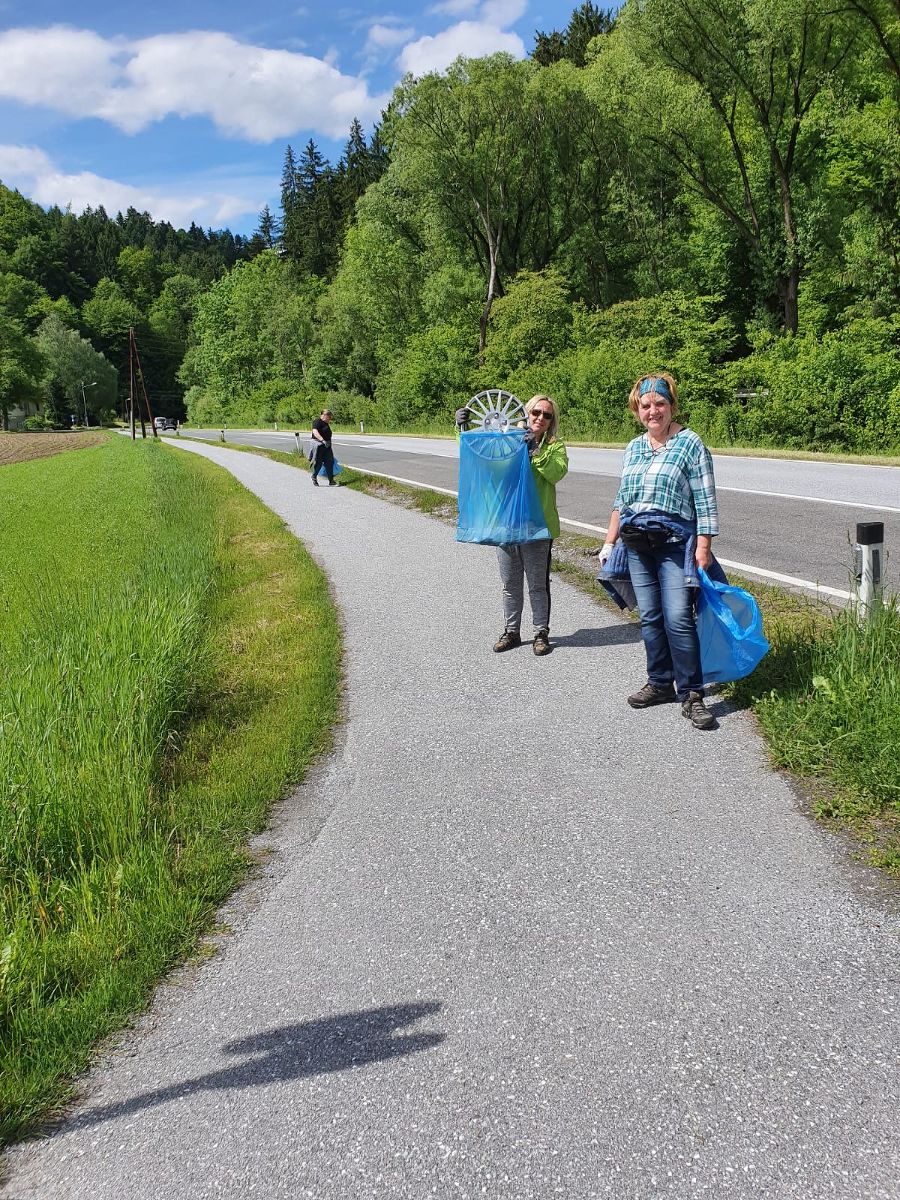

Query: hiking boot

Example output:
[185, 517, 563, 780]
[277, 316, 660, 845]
[493, 630, 521, 653]
[682, 691, 717, 730]
[627, 681, 676, 709]
[533, 630, 551, 656]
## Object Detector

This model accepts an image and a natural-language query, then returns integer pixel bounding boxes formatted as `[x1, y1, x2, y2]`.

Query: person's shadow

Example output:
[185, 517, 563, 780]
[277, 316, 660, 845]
[58, 1001, 445, 1134]
[551, 625, 643, 649]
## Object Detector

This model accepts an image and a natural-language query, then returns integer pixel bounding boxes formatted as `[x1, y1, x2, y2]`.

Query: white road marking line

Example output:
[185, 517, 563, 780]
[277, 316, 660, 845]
[717, 486, 900, 513]
[343, 465, 458, 497]
[233, 437, 900, 512]
[342, 464, 854, 599]
[710, 560, 851, 600]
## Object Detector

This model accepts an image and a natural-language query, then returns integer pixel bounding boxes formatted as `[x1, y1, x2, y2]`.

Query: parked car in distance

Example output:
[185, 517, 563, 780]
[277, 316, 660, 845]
[154, 417, 178, 431]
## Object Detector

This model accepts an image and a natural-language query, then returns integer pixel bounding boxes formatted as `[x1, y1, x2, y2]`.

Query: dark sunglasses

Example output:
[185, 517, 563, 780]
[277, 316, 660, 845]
[530, 409, 553, 419]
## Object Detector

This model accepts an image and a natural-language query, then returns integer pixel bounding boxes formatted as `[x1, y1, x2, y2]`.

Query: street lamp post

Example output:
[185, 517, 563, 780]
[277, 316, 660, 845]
[80, 381, 97, 428]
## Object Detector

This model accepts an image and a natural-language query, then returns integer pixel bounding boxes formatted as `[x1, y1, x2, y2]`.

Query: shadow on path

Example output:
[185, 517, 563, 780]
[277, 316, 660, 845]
[551, 625, 643, 649]
[62, 1001, 445, 1134]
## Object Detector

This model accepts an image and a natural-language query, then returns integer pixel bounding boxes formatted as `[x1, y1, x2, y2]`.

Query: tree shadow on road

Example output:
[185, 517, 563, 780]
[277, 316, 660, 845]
[61, 1001, 445, 1133]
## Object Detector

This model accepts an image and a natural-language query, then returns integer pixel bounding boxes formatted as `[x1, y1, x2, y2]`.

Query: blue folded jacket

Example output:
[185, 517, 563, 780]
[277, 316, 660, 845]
[597, 510, 726, 611]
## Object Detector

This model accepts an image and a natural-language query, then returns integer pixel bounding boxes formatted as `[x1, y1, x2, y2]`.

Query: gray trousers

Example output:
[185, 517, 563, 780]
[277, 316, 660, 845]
[496, 539, 553, 634]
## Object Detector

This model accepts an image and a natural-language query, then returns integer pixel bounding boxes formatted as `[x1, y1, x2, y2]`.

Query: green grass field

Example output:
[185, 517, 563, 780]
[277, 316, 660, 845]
[0, 436, 340, 1143]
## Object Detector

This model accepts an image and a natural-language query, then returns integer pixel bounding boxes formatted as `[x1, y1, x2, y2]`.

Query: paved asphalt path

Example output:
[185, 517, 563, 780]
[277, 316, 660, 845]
[4, 443, 897, 1200]
[179, 429, 900, 600]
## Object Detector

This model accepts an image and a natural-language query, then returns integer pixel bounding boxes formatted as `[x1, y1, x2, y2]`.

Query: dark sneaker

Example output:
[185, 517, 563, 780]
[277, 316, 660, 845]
[682, 691, 717, 730]
[627, 681, 676, 709]
[493, 630, 521, 653]
[533, 630, 551, 656]
[311, 474, 319, 486]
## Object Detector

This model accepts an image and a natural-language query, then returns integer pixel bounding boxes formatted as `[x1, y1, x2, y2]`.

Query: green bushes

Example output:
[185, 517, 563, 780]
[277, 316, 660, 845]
[492, 289, 736, 439]
[722, 317, 900, 450]
[181, 256, 900, 451]
[484, 286, 900, 450]
[375, 318, 477, 427]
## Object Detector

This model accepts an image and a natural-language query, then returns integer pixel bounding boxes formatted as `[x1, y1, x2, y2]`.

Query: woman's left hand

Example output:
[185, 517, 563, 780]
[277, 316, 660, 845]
[695, 541, 712, 571]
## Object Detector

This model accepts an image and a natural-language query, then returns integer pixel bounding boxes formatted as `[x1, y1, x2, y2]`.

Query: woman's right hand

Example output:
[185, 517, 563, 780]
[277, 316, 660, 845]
[598, 542, 616, 566]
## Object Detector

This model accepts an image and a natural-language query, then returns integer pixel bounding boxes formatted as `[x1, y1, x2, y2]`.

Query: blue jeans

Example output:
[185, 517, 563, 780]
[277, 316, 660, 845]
[626, 542, 702, 700]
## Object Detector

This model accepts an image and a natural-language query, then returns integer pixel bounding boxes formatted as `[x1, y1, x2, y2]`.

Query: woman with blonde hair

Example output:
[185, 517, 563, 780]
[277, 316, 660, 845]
[456, 394, 569, 655]
[599, 373, 720, 729]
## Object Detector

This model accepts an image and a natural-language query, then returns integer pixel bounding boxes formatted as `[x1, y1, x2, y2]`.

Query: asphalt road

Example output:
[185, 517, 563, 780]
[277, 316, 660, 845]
[4, 441, 897, 1200]
[178, 428, 900, 600]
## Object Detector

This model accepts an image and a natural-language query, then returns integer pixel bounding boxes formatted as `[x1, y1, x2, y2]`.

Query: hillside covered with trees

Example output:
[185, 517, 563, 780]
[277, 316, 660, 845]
[2, 0, 898, 450]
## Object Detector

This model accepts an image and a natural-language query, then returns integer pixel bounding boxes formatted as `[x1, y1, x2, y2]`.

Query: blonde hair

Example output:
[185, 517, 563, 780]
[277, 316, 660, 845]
[627, 372, 679, 419]
[525, 394, 559, 442]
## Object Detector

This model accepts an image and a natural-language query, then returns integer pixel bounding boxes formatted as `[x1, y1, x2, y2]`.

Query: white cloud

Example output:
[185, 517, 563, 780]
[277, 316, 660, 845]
[480, 0, 528, 23]
[0, 25, 389, 142]
[398, 0, 528, 76]
[365, 23, 417, 51]
[398, 20, 525, 75]
[0, 144, 264, 228]
[0, 27, 121, 116]
[426, 0, 479, 14]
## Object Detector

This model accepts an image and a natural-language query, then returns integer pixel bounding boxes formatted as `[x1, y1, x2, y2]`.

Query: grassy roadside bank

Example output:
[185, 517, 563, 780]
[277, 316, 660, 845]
[0, 437, 340, 1145]
[212, 438, 900, 876]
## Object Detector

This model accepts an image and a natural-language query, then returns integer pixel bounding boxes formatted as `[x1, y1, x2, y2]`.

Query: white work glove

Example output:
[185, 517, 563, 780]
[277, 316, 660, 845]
[598, 542, 616, 567]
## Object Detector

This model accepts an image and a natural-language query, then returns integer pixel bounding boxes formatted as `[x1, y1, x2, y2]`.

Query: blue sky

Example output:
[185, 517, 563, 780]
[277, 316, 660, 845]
[0, 0, 580, 236]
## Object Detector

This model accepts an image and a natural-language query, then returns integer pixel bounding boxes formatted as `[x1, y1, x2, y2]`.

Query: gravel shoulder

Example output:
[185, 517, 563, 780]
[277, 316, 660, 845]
[3, 442, 897, 1200]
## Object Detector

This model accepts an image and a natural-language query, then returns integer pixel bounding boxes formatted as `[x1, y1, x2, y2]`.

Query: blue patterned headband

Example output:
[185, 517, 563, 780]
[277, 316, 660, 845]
[639, 376, 673, 401]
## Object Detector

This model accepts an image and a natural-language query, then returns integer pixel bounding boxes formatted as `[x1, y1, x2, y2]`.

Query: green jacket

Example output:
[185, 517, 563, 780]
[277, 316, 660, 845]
[530, 437, 569, 538]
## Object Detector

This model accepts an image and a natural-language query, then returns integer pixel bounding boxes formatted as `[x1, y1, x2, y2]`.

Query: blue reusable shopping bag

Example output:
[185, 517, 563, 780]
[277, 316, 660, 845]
[696, 567, 770, 684]
[456, 430, 551, 545]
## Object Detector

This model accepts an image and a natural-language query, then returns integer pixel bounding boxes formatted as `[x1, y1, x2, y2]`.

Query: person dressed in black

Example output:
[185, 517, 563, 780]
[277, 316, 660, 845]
[310, 409, 336, 486]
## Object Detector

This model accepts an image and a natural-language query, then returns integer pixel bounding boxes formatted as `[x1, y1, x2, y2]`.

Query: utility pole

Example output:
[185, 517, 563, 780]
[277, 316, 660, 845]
[128, 328, 155, 437]
[80, 380, 96, 427]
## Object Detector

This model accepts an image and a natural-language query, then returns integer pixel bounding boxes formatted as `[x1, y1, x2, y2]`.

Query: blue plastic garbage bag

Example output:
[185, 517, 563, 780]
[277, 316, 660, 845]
[456, 429, 551, 545]
[696, 567, 769, 684]
[316, 458, 343, 478]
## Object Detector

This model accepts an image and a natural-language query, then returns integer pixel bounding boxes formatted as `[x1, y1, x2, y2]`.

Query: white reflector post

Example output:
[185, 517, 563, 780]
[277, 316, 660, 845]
[853, 521, 884, 620]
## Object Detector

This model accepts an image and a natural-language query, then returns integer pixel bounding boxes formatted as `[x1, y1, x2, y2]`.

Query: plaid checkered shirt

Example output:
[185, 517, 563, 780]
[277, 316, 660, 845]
[614, 429, 719, 536]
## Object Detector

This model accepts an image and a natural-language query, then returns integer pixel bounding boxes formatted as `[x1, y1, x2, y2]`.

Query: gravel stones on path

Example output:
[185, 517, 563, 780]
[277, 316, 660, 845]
[3, 443, 898, 1200]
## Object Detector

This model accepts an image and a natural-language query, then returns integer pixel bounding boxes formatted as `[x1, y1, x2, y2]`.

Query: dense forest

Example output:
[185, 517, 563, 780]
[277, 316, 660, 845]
[1, 0, 898, 450]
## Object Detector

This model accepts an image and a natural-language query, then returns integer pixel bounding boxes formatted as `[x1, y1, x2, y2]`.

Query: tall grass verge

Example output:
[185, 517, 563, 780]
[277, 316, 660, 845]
[0, 437, 340, 1143]
[732, 596, 900, 868]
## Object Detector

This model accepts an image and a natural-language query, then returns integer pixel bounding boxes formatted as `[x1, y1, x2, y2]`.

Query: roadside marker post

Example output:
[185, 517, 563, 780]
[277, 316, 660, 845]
[852, 521, 884, 620]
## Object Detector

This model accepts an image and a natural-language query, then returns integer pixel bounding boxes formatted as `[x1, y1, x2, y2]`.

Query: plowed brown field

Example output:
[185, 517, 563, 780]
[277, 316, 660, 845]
[0, 431, 107, 466]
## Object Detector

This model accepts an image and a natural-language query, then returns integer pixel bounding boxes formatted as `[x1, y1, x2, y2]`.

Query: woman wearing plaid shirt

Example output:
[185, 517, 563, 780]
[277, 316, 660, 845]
[598, 373, 719, 730]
